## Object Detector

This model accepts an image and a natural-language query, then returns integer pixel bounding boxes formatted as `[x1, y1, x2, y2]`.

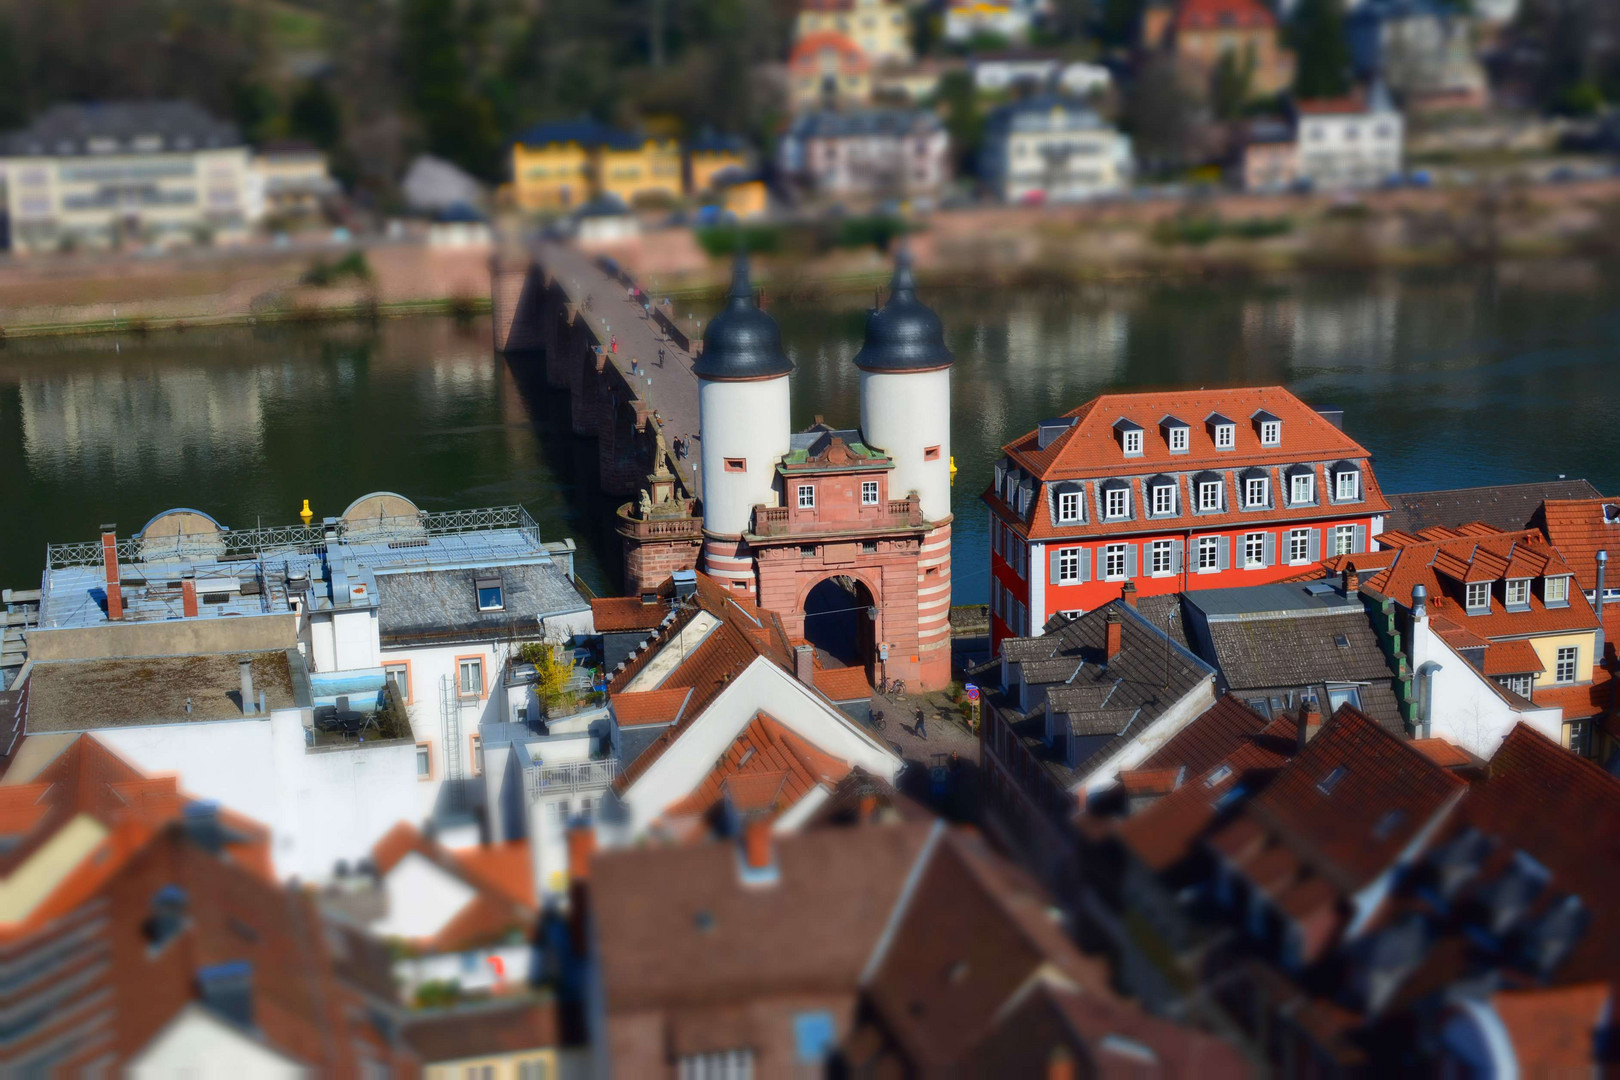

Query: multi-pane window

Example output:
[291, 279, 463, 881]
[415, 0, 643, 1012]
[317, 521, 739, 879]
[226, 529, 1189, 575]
[798, 484, 815, 508]
[1243, 532, 1266, 568]
[679, 1050, 754, 1080]
[1556, 645, 1578, 684]
[1058, 548, 1081, 584]
[415, 745, 431, 778]
[1568, 719, 1588, 755]
[1499, 674, 1533, 697]
[1289, 529, 1310, 563]
[1466, 581, 1490, 612]
[1334, 525, 1356, 555]
[1198, 480, 1222, 512]
[1105, 486, 1129, 518]
[384, 662, 410, 702]
[1152, 484, 1175, 515]
[1506, 578, 1529, 607]
[458, 657, 484, 698]
[1198, 536, 1220, 571]
[1291, 473, 1313, 504]
[1103, 544, 1127, 580]
[861, 480, 879, 505]
[1169, 427, 1188, 452]
[1244, 477, 1268, 508]
[1150, 539, 1174, 575]
[1260, 420, 1280, 445]
[1335, 469, 1360, 500]
[1057, 489, 1081, 522]
[1123, 429, 1143, 455]
[1545, 575, 1569, 605]
[1215, 424, 1235, 449]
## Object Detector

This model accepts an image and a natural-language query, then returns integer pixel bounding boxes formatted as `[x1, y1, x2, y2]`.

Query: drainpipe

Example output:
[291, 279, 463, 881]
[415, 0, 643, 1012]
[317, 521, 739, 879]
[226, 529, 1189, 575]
[1596, 551, 1608, 669]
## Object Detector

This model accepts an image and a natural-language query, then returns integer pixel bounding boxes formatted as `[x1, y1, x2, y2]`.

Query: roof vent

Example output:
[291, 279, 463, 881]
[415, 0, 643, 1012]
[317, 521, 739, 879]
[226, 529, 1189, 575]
[1604, 503, 1620, 525]
[197, 960, 255, 1028]
[672, 569, 698, 601]
[1035, 417, 1076, 450]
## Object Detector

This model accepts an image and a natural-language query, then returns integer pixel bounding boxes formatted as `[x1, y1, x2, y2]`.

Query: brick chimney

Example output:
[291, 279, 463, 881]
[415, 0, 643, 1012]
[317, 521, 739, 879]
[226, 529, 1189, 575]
[1298, 697, 1323, 751]
[1342, 562, 1360, 594]
[101, 526, 123, 620]
[567, 824, 597, 883]
[741, 816, 776, 879]
[794, 644, 815, 686]
[1047, 1047, 1076, 1080]
[181, 576, 199, 618]
[1121, 580, 1138, 608]
[1105, 607, 1123, 661]
[858, 791, 879, 821]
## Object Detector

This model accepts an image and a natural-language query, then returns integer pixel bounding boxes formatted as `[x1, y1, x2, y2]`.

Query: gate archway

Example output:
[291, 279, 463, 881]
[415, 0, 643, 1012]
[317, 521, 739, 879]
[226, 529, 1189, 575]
[801, 574, 878, 676]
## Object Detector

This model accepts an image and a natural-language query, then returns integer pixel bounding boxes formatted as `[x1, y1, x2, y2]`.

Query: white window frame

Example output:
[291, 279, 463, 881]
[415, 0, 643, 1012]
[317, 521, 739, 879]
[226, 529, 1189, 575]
[798, 484, 816, 509]
[1244, 476, 1268, 508]
[1152, 483, 1175, 516]
[1333, 524, 1356, 555]
[1150, 539, 1174, 576]
[1215, 424, 1235, 449]
[1123, 429, 1143, 455]
[1057, 489, 1081, 523]
[1198, 536, 1220, 572]
[1103, 544, 1127, 581]
[1290, 472, 1313, 505]
[1169, 427, 1188, 452]
[1335, 469, 1360, 501]
[1058, 547, 1080, 584]
[1499, 674, 1533, 697]
[1243, 532, 1265, 569]
[1198, 480, 1222, 512]
[1505, 578, 1529, 607]
[679, 1049, 755, 1080]
[861, 480, 879, 505]
[1288, 529, 1310, 564]
[458, 657, 484, 698]
[1555, 645, 1578, 684]
[1465, 581, 1490, 612]
[1105, 486, 1129, 519]
[1545, 575, 1569, 605]
[1260, 420, 1280, 446]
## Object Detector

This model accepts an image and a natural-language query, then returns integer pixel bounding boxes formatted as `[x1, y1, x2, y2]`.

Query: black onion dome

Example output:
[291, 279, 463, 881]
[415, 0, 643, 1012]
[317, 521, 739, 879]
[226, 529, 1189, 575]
[851, 249, 954, 373]
[692, 253, 794, 381]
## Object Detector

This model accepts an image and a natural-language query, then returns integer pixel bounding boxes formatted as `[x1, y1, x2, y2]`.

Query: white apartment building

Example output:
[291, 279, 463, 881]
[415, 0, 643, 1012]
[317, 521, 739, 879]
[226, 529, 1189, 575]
[777, 108, 950, 200]
[1296, 91, 1405, 190]
[1, 101, 254, 254]
[981, 98, 1133, 204]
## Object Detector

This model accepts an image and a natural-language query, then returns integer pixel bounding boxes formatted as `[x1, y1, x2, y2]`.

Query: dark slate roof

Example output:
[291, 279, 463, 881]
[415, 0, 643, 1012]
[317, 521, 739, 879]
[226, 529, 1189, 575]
[852, 250, 954, 374]
[374, 563, 589, 646]
[786, 108, 943, 140]
[692, 254, 794, 381]
[1382, 480, 1601, 536]
[3, 101, 241, 157]
[616, 723, 668, 771]
[514, 118, 641, 150]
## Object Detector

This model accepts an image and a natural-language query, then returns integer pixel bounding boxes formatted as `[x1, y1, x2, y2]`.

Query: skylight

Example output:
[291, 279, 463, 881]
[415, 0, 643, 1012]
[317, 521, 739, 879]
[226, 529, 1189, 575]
[1317, 766, 1348, 795]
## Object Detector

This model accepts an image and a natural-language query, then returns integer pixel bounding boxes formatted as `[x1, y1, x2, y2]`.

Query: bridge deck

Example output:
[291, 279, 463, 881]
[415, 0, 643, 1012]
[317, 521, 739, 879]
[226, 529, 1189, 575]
[535, 240, 703, 497]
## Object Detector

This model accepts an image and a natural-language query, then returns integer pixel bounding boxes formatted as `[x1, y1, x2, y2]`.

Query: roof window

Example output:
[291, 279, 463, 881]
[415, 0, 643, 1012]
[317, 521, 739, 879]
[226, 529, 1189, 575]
[1252, 410, 1281, 447]
[1161, 415, 1190, 453]
[476, 575, 505, 612]
[1114, 418, 1144, 457]
[1206, 413, 1235, 451]
[1316, 766, 1348, 795]
[1036, 416, 1077, 450]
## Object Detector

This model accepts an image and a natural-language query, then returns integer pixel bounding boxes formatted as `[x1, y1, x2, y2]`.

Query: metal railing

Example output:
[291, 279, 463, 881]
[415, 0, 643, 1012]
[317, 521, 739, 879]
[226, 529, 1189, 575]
[45, 505, 542, 568]
[523, 758, 617, 800]
[752, 497, 921, 536]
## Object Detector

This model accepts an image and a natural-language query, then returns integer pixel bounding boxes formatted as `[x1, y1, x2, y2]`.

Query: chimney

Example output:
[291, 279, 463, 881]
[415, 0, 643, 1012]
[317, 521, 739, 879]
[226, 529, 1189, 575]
[1412, 583, 1428, 621]
[1121, 580, 1138, 608]
[858, 791, 879, 821]
[239, 659, 256, 716]
[566, 824, 596, 883]
[1597, 551, 1608, 610]
[101, 526, 123, 620]
[742, 816, 774, 874]
[1047, 1047, 1076, 1080]
[181, 576, 199, 618]
[1342, 562, 1360, 594]
[1105, 607, 1123, 661]
[794, 644, 815, 685]
[1298, 697, 1323, 751]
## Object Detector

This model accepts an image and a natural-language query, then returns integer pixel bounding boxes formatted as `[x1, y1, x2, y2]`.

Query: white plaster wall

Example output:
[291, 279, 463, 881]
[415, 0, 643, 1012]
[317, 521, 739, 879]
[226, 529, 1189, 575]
[616, 657, 901, 836]
[374, 850, 476, 940]
[130, 1005, 303, 1079]
[697, 376, 792, 536]
[1074, 677, 1218, 802]
[394, 942, 535, 998]
[1411, 613, 1564, 760]
[860, 366, 951, 521]
[385, 640, 509, 820]
[333, 608, 380, 670]
[309, 613, 338, 672]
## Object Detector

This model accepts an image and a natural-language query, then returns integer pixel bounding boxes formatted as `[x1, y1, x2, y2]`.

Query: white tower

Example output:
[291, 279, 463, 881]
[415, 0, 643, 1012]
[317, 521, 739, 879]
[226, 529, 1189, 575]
[695, 254, 794, 592]
[854, 250, 954, 521]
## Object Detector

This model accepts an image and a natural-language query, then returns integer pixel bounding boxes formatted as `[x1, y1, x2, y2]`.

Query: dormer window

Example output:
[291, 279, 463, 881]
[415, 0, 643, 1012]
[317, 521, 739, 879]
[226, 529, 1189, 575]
[1289, 469, 1314, 505]
[1251, 410, 1282, 447]
[1151, 480, 1176, 516]
[1161, 416, 1190, 454]
[1545, 575, 1570, 607]
[1505, 578, 1530, 609]
[1465, 581, 1491, 613]
[476, 576, 504, 611]
[1244, 475, 1269, 509]
[1102, 480, 1131, 520]
[1207, 413, 1236, 451]
[1333, 464, 1361, 501]
[1115, 418, 1144, 457]
[1054, 483, 1084, 524]
[1194, 473, 1223, 513]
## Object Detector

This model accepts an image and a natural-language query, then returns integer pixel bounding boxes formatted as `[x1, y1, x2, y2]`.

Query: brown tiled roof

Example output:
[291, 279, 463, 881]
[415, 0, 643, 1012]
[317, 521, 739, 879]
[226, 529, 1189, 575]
[1489, 984, 1611, 1074]
[1536, 496, 1620, 592]
[1481, 639, 1543, 676]
[592, 596, 670, 633]
[1174, 0, 1276, 32]
[1202, 608, 1398, 697]
[370, 823, 536, 952]
[1408, 737, 1473, 769]
[405, 996, 561, 1063]
[1134, 694, 1270, 777]
[1383, 479, 1599, 537]
[660, 711, 852, 821]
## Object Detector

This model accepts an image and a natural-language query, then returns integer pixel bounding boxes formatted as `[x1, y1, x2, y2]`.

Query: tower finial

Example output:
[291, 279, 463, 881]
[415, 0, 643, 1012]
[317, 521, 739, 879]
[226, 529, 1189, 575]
[889, 241, 916, 301]
[727, 246, 754, 304]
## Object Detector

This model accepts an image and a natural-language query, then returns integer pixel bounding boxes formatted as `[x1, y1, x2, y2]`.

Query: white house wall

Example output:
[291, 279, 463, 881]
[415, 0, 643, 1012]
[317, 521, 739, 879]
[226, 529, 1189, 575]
[1410, 612, 1563, 759]
[860, 366, 952, 521]
[129, 1004, 304, 1079]
[373, 850, 477, 941]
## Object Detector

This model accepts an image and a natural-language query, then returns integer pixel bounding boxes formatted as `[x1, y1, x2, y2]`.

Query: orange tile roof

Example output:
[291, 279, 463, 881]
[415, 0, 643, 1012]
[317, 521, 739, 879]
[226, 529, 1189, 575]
[1481, 639, 1543, 676]
[1174, 0, 1276, 31]
[455, 841, 539, 909]
[612, 686, 692, 726]
[813, 666, 873, 701]
[1117, 766, 1183, 797]
[592, 596, 671, 633]
[1491, 983, 1610, 1072]
[661, 711, 853, 821]
[789, 31, 870, 72]
[1409, 738, 1472, 768]
[372, 823, 537, 951]
[1530, 666, 1614, 721]
[1538, 496, 1620, 593]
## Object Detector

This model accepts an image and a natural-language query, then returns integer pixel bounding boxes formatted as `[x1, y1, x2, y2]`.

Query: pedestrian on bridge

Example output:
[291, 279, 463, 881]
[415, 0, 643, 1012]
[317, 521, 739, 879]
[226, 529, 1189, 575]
[610, 335, 618, 354]
[657, 346, 666, 367]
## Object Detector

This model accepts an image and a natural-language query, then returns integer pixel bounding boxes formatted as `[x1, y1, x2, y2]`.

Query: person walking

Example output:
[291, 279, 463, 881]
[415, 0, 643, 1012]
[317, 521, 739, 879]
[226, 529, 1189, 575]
[657, 346, 666, 367]
[610, 335, 618, 354]
[914, 707, 927, 740]
[630, 358, 639, 375]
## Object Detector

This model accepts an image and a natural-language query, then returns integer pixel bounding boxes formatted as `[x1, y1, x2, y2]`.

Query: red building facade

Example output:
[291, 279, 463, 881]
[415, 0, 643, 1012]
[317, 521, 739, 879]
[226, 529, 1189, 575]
[985, 387, 1390, 651]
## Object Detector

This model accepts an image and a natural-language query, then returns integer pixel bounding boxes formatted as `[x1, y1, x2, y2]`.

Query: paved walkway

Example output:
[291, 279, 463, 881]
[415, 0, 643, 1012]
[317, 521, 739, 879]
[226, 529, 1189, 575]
[859, 686, 983, 823]
[534, 240, 704, 496]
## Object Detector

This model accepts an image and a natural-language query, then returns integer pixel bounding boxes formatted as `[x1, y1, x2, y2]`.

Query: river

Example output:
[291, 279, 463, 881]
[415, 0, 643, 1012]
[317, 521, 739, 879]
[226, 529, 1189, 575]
[3, 260, 1619, 601]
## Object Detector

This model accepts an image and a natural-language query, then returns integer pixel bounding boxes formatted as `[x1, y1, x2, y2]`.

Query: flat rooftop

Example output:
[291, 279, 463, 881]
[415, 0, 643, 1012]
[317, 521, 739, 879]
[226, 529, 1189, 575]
[26, 649, 307, 733]
[1183, 580, 1361, 621]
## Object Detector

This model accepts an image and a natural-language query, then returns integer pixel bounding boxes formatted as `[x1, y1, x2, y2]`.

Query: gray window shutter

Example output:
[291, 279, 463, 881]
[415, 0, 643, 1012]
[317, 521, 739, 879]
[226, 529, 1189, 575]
[1125, 544, 1138, 579]
[1262, 531, 1277, 567]
[1307, 527, 1321, 562]
[1217, 535, 1230, 571]
[1171, 539, 1183, 574]
[1353, 524, 1368, 554]
[1049, 548, 1062, 585]
[1080, 547, 1091, 582]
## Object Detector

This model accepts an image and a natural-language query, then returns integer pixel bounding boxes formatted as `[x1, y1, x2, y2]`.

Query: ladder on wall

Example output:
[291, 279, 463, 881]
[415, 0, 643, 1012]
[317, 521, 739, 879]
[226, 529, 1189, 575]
[440, 675, 465, 807]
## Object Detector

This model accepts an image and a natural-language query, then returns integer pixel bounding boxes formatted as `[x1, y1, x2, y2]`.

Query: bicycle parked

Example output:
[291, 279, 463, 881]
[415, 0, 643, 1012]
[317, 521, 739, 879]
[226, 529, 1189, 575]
[880, 677, 906, 698]
[869, 709, 887, 733]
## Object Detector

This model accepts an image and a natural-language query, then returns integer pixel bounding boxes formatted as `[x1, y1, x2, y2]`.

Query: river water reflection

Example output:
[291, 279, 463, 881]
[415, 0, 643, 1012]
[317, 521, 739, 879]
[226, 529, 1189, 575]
[3, 261, 1618, 601]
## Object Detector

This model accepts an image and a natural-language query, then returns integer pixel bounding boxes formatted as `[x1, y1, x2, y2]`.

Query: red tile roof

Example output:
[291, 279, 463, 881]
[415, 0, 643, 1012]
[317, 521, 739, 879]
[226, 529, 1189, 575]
[1489, 984, 1611, 1074]
[1409, 738, 1473, 768]
[1481, 639, 1543, 676]
[371, 823, 537, 952]
[813, 665, 873, 701]
[611, 686, 692, 726]
[1530, 666, 1614, 721]
[661, 711, 854, 821]
[1136, 694, 1271, 776]
[789, 31, 870, 73]
[1173, 0, 1276, 32]
[406, 996, 563, 1063]
[1537, 496, 1620, 593]
[592, 596, 670, 633]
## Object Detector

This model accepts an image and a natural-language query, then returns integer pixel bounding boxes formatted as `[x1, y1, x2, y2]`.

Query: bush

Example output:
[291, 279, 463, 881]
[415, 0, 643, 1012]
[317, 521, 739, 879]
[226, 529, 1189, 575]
[1151, 215, 1293, 245]
[696, 224, 782, 257]
[834, 215, 912, 251]
[301, 250, 373, 286]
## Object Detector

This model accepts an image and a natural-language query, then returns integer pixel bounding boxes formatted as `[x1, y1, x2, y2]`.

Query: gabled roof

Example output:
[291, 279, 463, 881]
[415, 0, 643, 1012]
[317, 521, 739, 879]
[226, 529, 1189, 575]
[1173, 0, 1277, 31]
[404, 995, 563, 1063]
[1535, 495, 1620, 592]
[1384, 479, 1599, 536]
[370, 823, 536, 952]
[660, 711, 853, 823]
[591, 595, 673, 633]
[1133, 694, 1272, 778]
[789, 31, 871, 72]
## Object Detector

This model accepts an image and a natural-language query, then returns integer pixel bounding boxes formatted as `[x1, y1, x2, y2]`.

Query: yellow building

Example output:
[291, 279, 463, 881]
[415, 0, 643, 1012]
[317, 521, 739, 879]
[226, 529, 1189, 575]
[512, 121, 686, 212]
[407, 996, 586, 1080]
[688, 134, 751, 196]
[796, 0, 913, 64]
[597, 135, 683, 207]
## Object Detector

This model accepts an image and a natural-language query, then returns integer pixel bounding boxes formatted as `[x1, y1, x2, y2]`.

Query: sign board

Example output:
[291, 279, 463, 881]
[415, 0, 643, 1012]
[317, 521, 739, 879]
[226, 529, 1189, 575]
[965, 683, 980, 702]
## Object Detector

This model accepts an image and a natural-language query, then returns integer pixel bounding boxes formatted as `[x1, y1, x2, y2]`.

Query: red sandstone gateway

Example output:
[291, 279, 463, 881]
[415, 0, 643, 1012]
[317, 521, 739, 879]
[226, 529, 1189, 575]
[985, 387, 1390, 651]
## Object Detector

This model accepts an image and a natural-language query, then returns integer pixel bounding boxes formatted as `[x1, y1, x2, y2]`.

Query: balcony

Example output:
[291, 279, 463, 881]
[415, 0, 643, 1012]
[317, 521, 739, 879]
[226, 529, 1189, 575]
[523, 758, 617, 799]
[751, 496, 922, 539]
